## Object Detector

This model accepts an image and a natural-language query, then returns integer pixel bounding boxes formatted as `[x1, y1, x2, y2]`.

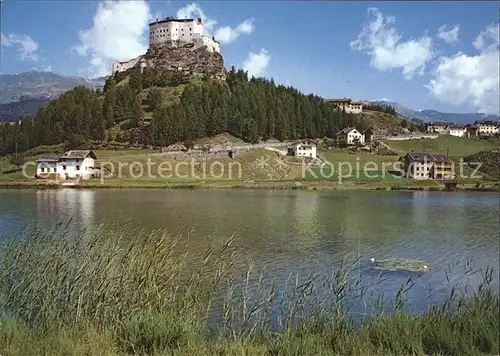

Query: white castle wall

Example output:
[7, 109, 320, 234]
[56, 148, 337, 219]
[201, 36, 220, 53]
[149, 19, 204, 45]
[112, 55, 145, 74]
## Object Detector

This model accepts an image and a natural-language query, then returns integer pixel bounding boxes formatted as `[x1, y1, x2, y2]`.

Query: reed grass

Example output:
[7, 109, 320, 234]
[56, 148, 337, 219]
[0, 226, 498, 355]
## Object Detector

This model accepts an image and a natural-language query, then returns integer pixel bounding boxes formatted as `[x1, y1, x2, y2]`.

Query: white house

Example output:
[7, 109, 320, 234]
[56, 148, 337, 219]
[446, 125, 466, 137]
[474, 120, 499, 136]
[36, 156, 60, 177]
[335, 127, 365, 146]
[36, 150, 97, 180]
[288, 140, 317, 158]
[326, 98, 363, 114]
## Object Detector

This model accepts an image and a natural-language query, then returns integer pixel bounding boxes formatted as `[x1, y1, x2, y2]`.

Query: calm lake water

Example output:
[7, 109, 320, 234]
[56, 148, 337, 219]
[1, 189, 499, 316]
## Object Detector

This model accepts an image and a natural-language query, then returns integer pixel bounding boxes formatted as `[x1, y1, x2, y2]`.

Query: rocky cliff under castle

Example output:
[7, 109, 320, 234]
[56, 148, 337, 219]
[112, 17, 226, 80]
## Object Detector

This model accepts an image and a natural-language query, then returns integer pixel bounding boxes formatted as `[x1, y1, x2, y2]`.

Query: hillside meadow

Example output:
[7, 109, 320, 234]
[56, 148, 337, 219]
[382, 136, 498, 157]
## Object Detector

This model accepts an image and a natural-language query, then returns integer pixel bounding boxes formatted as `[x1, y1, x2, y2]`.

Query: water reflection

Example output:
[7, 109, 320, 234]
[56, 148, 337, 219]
[35, 189, 95, 231]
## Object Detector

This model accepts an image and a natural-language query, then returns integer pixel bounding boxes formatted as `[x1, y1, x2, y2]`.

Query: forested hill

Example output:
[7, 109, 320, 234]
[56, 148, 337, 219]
[1, 67, 357, 156]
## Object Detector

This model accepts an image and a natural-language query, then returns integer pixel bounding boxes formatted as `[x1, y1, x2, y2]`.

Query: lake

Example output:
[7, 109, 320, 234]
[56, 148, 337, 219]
[1, 189, 498, 317]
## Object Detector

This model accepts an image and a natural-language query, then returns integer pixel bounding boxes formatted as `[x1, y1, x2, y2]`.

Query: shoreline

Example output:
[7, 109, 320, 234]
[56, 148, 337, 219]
[0, 179, 498, 192]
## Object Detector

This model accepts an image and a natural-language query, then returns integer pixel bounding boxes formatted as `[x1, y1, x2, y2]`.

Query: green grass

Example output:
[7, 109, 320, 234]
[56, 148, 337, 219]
[356, 110, 406, 133]
[0, 226, 498, 355]
[383, 136, 498, 157]
[193, 132, 246, 146]
[311, 151, 401, 182]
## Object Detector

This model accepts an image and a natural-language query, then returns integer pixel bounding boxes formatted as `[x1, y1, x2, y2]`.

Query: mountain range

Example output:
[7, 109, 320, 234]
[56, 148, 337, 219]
[0, 71, 106, 122]
[0, 71, 498, 125]
[368, 100, 499, 125]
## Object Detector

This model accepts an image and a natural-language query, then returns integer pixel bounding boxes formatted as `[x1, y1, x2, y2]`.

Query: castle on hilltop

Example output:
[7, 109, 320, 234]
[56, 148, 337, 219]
[112, 17, 221, 74]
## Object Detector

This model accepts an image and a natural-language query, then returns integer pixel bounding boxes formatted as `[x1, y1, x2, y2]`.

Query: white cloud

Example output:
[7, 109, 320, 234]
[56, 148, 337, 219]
[243, 48, 270, 78]
[214, 19, 254, 44]
[1, 32, 39, 60]
[350, 8, 433, 79]
[437, 25, 459, 44]
[74, 2, 255, 77]
[177, 3, 253, 44]
[176, 3, 217, 35]
[473, 23, 499, 50]
[73, 0, 151, 78]
[32, 64, 53, 72]
[427, 23, 499, 114]
[1, 33, 9, 46]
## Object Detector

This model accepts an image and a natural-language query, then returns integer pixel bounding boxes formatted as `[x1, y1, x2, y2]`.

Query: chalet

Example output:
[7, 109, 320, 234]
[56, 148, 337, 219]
[325, 98, 363, 114]
[287, 140, 317, 158]
[473, 120, 499, 136]
[446, 124, 466, 137]
[335, 127, 364, 146]
[401, 152, 453, 180]
[36, 150, 97, 180]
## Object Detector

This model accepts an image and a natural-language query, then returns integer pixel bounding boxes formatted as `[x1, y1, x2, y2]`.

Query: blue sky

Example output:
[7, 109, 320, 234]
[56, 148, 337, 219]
[1, 1, 499, 114]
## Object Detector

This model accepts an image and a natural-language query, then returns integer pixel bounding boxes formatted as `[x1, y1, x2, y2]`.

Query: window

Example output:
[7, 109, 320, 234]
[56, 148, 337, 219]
[53, 168, 56, 173]
[63, 165, 66, 171]
[41, 167, 45, 173]
[76, 166, 80, 171]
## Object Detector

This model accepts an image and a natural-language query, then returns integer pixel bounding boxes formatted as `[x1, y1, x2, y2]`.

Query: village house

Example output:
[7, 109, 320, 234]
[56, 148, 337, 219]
[363, 127, 374, 145]
[425, 122, 450, 134]
[36, 150, 97, 180]
[335, 127, 365, 147]
[446, 124, 466, 137]
[401, 152, 453, 180]
[465, 125, 479, 139]
[287, 140, 317, 159]
[473, 120, 499, 136]
[325, 98, 363, 114]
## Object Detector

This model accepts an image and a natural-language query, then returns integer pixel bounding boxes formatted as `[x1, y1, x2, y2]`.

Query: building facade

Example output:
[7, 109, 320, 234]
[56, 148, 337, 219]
[326, 98, 363, 114]
[363, 127, 374, 144]
[425, 122, 450, 134]
[36, 150, 97, 180]
[446, 125, 466, 137]
[288, 140, 317, 158]
[465, 125, 479, 138]
[149, 17, 220, 53]
[112, 55, 147, 75]
[335, 127, 365, 146]
[401, 152, 453, 180]
[473, 120, 499, 136]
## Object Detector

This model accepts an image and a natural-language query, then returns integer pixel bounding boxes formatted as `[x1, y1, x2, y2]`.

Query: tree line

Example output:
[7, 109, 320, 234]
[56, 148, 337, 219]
[0, 66, 361, 156]
[363, 103, 397, 115]
[149, 68, 350, 146]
